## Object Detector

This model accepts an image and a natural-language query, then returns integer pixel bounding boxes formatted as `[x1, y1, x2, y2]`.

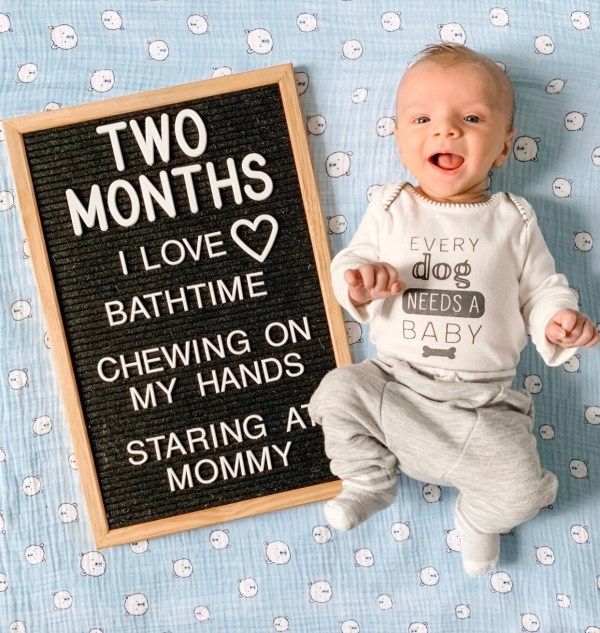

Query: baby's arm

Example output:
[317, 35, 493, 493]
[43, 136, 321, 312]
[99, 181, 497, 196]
[330, 189, 403, 322]
[519, 205, 588, 365]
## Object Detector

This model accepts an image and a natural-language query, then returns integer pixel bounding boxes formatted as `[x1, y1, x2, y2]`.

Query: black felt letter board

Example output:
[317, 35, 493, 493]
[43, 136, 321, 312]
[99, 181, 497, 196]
[11, 73, 340, 542]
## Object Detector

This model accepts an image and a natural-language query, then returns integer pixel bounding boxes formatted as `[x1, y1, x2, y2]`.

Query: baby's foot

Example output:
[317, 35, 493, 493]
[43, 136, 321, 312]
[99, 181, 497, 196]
[458, 528, 500, 576]
[462, 555, 498, 576]
[455, 504, 501, 576]
[324, 482, 396, 531]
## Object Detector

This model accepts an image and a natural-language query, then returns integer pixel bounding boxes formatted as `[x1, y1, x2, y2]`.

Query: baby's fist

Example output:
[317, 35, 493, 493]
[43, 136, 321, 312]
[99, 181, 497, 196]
[345, 262, 405, 307]
[545, 308, 599, 348]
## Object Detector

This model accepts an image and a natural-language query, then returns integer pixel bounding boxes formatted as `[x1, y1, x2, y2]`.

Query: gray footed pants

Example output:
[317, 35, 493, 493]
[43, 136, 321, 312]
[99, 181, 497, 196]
[307, 356, 558, 535]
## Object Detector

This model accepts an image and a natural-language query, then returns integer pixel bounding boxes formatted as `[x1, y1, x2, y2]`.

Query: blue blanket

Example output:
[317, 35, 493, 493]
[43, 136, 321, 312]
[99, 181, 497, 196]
[1, 1, 598, 631]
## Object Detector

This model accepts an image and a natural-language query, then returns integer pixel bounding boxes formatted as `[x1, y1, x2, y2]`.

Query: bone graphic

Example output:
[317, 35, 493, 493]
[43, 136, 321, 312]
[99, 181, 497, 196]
[422, 346, 456, 359]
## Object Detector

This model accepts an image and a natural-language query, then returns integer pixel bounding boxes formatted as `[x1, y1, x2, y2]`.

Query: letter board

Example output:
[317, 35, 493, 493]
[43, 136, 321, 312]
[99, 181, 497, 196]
[4, 64, 350, 547]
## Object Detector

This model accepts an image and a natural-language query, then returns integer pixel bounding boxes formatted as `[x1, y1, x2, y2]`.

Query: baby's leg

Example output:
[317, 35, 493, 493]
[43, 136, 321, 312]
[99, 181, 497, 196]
[308, 360, 398, 530]
[453, 499, 501, 576]
[454, 463, 557, 577]
[446, 388, 558, 575]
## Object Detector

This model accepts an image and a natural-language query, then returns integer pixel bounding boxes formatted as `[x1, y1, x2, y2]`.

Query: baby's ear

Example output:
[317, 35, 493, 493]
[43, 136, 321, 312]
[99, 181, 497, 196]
[493, 127, 517, 167]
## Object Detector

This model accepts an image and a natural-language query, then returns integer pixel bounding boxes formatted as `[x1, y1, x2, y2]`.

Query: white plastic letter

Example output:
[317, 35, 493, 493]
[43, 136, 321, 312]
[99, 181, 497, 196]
[129, 113, 170, 166]
[66, 185, 108, 236]
[174, 109, 207, 158]
[96, 121, 128, 171]
[241, 153, 273, 201]
[107, 179, 141, 227]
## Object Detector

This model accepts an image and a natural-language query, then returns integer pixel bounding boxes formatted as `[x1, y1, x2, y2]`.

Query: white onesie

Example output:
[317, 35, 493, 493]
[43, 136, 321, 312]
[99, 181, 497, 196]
[330, 181, 580, 385]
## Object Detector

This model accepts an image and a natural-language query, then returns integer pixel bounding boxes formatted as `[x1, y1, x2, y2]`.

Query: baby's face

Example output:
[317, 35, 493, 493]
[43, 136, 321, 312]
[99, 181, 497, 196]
[394, 61, 515, 203]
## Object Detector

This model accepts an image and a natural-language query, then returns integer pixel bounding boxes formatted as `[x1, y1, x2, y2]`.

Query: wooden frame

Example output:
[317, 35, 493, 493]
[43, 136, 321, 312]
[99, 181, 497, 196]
[4, 63, 350, 547]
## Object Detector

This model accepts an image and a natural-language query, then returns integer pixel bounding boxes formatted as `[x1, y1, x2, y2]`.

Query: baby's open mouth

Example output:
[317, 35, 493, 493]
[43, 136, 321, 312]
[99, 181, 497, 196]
[429, 153, 465, 170]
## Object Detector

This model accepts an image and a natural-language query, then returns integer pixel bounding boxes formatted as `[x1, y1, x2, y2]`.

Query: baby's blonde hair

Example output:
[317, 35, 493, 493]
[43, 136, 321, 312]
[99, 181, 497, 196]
[407, 42, 515, 130]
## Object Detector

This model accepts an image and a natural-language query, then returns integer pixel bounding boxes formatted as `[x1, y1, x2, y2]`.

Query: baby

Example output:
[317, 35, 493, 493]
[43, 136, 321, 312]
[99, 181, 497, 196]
[307, 43, 598, 576]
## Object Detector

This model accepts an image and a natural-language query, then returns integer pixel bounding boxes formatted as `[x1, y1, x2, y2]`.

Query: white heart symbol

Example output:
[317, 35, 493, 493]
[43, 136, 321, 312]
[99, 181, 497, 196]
[230, 214, 279, 263]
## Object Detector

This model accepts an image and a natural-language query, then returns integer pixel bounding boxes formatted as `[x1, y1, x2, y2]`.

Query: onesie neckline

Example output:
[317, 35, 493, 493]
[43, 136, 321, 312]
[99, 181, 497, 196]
[406, 183, 504, 213]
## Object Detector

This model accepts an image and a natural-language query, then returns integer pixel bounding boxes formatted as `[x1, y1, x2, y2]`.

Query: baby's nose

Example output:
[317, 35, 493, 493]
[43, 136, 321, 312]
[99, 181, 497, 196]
[434, 120, 461, 137]
[435, 127, 459, 137]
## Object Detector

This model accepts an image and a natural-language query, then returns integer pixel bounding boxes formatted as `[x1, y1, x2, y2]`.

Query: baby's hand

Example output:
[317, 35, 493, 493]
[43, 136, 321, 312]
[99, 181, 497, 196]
[545, 308, 599, 348]
[344, 262, 405, 307]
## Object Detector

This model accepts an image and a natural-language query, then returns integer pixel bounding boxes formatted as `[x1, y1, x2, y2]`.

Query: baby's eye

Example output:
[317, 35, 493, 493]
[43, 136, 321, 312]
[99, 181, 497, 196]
[464, 114, 481, 123]
[414, 116, 429, 124]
